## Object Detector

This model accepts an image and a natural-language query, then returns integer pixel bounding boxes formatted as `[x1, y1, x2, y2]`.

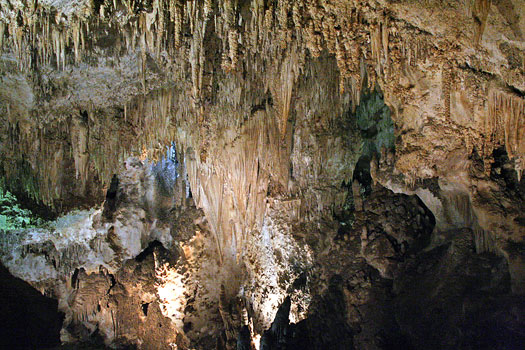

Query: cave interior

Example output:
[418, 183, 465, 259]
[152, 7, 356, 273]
[0, 0, 524, 349]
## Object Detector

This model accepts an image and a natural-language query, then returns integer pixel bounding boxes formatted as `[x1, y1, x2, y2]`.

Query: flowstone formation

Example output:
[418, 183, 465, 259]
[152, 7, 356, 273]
[0, 0, 524, 349]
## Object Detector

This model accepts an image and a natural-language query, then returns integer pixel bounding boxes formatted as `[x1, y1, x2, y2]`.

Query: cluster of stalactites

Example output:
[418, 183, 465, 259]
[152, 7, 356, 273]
[245, 0, 375, 98]
[0, 1, 404, 102]
[0, 1, 506, 111]
[85, 87, 178, 197]
[485, 90, 525, 181]
[1, 116, 69, 208]
[0, 0, 196, 72]
[0, 1, 93, 71]
[125, 87, 177, 162]
[4, 0, 518, 208]
[472, 0, 491, 45]
[446, 190, 497, 254]
[0, 1, 449, 134]
[0, 86, 177, 209]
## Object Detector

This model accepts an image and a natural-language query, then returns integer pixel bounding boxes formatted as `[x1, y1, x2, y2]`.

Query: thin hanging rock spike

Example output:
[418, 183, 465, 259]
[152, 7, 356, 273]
[472, 0, 491, 45]
[0, 21, 5, 50]
[442, 62, 452, 120]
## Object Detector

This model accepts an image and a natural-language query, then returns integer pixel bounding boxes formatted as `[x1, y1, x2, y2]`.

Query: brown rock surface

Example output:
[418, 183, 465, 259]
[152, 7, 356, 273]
[0, 1, 523, 349]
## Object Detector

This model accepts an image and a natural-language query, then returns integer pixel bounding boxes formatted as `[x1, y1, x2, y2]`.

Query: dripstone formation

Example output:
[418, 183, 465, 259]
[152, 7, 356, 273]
[0, 1, 523, 349]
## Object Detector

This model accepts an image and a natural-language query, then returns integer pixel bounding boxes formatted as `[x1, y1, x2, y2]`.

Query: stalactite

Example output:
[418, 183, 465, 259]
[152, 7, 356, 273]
[292, 2, 303, 30]
[403, 172, 416, 189]
[472, 0, 491, 45]
[123, 87, 177, 162]
[228, 29, 239, 71]
[0, 21, 5, 50]
[473, 224, 496, 254]
[248, 0, 263, 49]
[443, 190, 498, 254]
[335, 36, 346, 93]
[72, 19, 81, 64]
[139, 13, 148, 93]
[442, 63, 452, 120]
[204, 0, 213, 19]
[71, 114, 90, 194]
[381, 13, 389, 69]
[278, 0, 291, 49]
[485, 90, 525, 177]
[304, 19, 322, 58]
[370, 22, 381, 69]
[219, 0, 239, 72]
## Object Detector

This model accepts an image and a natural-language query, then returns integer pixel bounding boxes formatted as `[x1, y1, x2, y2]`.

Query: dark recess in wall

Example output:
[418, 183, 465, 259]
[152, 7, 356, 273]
[0, 262, 63, 349]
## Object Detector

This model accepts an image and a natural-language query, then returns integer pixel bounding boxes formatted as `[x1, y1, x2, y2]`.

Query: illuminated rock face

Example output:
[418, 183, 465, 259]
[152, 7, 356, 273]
[0, 0, 524, 349]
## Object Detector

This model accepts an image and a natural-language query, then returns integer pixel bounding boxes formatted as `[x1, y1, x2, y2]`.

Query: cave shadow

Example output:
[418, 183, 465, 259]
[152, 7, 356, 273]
[0, 262, 64, 349]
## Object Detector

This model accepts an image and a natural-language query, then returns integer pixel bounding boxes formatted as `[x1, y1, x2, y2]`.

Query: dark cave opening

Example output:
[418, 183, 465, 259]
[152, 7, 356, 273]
[135, 240, 166, 262]
[355, 87, 395, 159]
[102, 174, 119, 221]
[353, 155, 373, 197]
[490, 146, 525, 199]
[0, 262, 64, 349]
[142, 303, 150, 317]
[71, 267, 80, 288]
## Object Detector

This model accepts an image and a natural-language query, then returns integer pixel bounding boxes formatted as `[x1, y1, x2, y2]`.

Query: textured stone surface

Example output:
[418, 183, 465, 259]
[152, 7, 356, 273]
[0, 0, 524, 349]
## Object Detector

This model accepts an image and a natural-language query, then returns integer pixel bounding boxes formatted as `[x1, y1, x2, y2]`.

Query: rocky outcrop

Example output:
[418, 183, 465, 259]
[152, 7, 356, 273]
[358, 187, 435, 279]
[252, 187, 523, 350]
[0, 156, 213, 348]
